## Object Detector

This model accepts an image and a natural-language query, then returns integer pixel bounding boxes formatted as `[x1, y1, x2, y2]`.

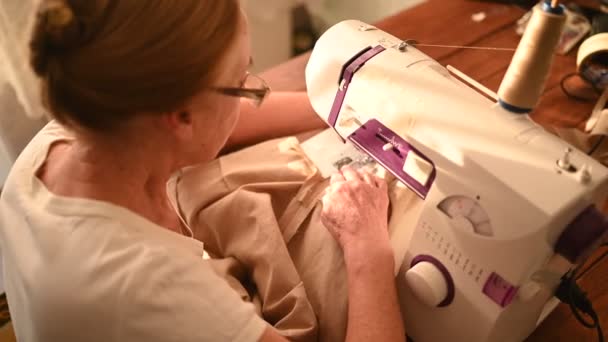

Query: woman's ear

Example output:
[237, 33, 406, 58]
[163, 110, 194, 142]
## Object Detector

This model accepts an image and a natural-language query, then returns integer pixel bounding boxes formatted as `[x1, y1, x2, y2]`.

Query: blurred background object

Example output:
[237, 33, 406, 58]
[306, 0, 427, 33]
[0, 0, 48, 185]
[243, 0, 426, 72]
[473, 0, 538, 8]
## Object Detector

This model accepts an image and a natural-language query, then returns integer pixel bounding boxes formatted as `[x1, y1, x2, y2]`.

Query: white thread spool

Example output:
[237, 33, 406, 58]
[498, 3, 566, 113]
[577, 33, 608, 90]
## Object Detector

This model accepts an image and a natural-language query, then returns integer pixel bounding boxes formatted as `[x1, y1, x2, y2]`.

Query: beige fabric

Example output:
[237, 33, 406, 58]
[175, 138, 323, 342]
[0, 122, 268, 342]
[175, 136, 423, 342]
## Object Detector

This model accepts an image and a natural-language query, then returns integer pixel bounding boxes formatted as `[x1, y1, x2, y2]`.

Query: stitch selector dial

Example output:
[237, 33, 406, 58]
[438, 196, 493, 237]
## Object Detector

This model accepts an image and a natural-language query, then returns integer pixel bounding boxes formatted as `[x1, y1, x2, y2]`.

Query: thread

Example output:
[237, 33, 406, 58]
[447, 65, 499, 100]
[497, 5, 566, 112]
[412, 43, 515, 52]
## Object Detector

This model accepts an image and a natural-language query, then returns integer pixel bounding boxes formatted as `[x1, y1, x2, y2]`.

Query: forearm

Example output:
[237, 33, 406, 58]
[226, 91, 326, 149]
[344, 245, 406, 342]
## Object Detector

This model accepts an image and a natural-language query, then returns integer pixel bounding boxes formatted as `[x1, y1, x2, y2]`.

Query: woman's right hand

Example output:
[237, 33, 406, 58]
[321, 166, 393, 260]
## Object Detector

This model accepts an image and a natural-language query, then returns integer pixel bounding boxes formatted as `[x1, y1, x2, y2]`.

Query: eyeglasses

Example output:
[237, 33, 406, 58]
[214, 72, 271, 108]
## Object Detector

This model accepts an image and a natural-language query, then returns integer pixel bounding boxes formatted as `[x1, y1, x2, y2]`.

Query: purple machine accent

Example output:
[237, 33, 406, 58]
[328, 45, 386, 130]
[349, 119, 436, 199]
[482, 272, 518, 308]
[411, 255, 455, 307]
[555, 206, 608, 264]
[327, 45, 436, 198]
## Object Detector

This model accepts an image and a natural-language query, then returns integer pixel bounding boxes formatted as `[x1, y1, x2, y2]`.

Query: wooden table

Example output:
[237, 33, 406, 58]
[261, 1, 608, 340]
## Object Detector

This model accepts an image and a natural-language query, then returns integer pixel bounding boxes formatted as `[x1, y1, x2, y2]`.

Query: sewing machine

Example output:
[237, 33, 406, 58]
[303, 15, 608, 342]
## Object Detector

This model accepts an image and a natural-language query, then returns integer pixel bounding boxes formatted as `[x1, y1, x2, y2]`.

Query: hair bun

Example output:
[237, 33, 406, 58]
[40, 0, 80, 47]
[44, 1, 75, 30]
[30, 0, 81, 76]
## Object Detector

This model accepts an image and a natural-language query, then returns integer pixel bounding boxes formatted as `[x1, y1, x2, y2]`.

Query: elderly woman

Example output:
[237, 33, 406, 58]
[0, 1, 404, 341]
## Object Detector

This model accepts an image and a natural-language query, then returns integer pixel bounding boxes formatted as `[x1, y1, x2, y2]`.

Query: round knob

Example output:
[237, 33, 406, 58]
[405, 255, 455, 307]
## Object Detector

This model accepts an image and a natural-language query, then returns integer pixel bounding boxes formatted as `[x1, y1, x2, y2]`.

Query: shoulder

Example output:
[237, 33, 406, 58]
[2, 121, 71, 193]
[8, 215, 267, 342]
[117, 241, 268, 342]
[15, 120, 71, 166]
[85, 216, 267, 342]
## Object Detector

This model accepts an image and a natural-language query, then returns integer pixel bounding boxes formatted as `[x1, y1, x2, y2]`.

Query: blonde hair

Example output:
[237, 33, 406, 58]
[30, 0, 241, 131]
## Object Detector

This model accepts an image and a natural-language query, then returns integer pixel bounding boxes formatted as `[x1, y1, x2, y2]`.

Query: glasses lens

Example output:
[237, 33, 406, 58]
[244, 74, 270, 107]
[243, 74, 264, 89]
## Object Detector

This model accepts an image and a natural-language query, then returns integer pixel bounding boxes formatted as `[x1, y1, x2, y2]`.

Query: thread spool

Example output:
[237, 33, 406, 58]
[498, 3, 566, 113]
[577, 33, 608, 90]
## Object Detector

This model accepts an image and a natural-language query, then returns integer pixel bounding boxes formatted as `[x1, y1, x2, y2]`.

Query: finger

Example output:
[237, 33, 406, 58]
[341, 166, 362, 182]
[359, 170, 378, 187]
[321, 192, 339, 211]
[330, 172, 345, 184]
[320, 214, 341, 242]
[374, 175, 388, 191]
[321, 192, 331, 207]
[320, 200, 339, 231]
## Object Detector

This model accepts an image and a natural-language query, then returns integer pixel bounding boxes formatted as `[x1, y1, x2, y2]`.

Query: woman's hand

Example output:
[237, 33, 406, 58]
[321, 166, 392, 258]
[321, 166, 405, 342]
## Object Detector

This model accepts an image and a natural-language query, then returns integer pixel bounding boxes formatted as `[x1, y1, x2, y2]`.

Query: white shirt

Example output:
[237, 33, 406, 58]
[0, 122, 267, 341]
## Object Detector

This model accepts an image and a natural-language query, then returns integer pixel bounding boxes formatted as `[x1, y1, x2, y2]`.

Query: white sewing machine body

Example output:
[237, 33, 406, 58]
[305, 20, 608, 342]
